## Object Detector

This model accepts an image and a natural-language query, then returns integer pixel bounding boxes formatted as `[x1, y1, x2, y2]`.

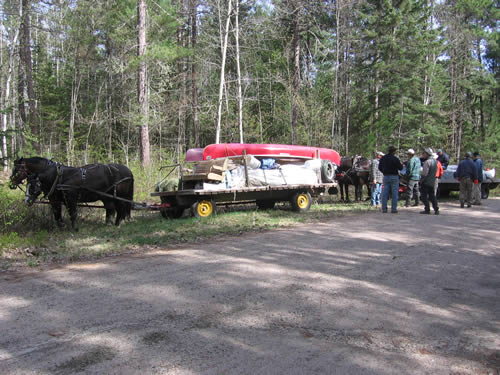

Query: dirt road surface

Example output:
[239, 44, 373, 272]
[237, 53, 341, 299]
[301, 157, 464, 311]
[1, 199, 499, 374]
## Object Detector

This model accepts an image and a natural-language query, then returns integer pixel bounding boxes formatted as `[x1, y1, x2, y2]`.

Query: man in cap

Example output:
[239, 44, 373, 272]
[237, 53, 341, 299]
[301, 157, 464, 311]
[370, 151, 384, 207]
[378, 145, 403, 213]
[404, 148, 421, 207]
[436, 149, 450, 170]
[420, 148, 439, 214]
[472, 151, 483, 205]
[454, 152, 478, 208]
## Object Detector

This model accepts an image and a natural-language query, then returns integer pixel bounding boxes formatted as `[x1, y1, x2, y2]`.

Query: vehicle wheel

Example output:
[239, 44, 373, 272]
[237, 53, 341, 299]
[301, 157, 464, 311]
[161, 207, 184, 219]
[192, 200, 215, 218]
[256, 200, 276, 210]
[481, 185, 489, 199]
[291, 192, 312, 212]
[438, 190, 450, 198]
[321, 160, 335, 183]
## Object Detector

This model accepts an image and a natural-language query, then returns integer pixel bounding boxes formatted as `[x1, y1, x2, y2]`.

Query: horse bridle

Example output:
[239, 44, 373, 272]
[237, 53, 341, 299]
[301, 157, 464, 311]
[9, 160, 29, 189]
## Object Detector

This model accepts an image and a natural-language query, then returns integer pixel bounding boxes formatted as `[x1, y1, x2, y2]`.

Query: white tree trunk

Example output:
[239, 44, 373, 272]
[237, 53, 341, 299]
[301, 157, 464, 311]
[1, 3, 21, 170]
[215, 0, 232, 144]
[235, 0, 243, 143]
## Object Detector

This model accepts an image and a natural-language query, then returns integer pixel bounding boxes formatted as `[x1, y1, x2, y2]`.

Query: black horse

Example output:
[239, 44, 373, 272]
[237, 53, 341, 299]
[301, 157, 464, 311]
[9, 157, 134, 230]
[336, 155, 372, 202]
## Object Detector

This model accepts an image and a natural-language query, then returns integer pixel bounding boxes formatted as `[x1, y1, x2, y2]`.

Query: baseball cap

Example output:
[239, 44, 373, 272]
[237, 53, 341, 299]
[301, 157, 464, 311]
[407, 148, 415, 154]
[424, 147, 434, 155]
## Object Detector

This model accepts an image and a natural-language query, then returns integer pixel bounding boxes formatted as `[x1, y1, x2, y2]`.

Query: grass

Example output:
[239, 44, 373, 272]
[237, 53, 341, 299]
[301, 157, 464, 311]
[0, 196, 373, 270]
[2, 159, 496, 270]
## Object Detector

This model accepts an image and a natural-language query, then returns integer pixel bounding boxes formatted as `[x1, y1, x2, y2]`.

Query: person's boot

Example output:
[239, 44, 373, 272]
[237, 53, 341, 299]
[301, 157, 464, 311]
[460, 201, 464, 208]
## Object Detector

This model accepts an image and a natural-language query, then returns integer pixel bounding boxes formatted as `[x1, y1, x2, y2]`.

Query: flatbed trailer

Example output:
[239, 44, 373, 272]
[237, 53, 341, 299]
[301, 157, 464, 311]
[437, 165, 499, 199]
[151, 182, 337, 218]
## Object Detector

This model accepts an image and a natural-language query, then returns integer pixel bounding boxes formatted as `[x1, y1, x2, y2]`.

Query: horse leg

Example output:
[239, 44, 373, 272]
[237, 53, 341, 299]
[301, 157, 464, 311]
[114, 201, 125, 226]
[67, 201, 79, 232]
[51, 201, 64, 228]
[103, 200, 116, 225]
[345, 184, 350, 202]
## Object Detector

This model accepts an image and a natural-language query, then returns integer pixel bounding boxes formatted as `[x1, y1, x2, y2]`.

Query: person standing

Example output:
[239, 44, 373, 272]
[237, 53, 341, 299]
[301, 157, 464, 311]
[420, 148, 439, 215]
[472, 151, 483, 205]
[370, 151, 384, 207]
[405, 148, 421, 207]
[454, 152, 478, 208]
[433, 152, 444, 196]
[378, 145, 403, 213]
[436, 149, 450, 170]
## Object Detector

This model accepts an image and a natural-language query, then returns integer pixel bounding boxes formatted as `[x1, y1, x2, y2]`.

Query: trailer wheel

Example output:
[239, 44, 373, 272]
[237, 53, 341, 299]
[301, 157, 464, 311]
[321, 160, 335, 183]
[192, 200, 215, 218]
[291, 192, 312, 212]
[161, 207, 184, 219]
[481, 185, 489, 199]
[256, 200, 276, 210]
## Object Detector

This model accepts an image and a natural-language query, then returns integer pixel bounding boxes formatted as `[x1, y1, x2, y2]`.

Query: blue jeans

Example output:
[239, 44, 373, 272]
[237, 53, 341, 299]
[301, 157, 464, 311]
[371, 183, 382, 206]
[382, 175, 399, 212]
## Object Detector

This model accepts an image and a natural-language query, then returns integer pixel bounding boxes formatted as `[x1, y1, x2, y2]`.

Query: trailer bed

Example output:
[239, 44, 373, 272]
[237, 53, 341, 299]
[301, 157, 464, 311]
[152, 183, 338, 218]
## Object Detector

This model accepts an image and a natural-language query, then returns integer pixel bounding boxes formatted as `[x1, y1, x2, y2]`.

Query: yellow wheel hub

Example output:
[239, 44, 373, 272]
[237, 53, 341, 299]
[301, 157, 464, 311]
[197, 201, 213, 217]
[297, 194, 309, 209]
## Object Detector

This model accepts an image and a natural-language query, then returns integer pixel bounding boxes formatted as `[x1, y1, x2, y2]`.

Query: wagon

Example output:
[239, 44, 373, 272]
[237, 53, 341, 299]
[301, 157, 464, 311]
[151, 156, 338, 219]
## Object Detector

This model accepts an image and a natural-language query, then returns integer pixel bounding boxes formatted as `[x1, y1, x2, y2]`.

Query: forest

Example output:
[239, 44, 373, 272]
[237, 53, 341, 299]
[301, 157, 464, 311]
[0, 0, 499, 170]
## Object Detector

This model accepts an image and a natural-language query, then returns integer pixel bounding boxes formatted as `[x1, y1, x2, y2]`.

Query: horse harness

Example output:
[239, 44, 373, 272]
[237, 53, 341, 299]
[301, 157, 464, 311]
[23, 162, 132, 204]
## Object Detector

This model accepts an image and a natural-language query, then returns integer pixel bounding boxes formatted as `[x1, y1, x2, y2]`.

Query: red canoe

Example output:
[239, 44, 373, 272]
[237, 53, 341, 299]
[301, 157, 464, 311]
[202, 143, 341, 166]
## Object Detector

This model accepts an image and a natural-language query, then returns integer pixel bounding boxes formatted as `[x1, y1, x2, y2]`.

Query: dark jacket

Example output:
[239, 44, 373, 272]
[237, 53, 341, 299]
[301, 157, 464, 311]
[378, 154, 403, 176]
[474, 158, 483, 182]
[454, 158, 478, 180]
[437, 152, 450, 169]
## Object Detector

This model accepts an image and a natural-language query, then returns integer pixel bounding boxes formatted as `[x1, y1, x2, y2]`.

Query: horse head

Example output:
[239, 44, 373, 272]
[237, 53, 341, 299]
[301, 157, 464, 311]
[9, 158, 28, 189]
[24, 174, 43, 205]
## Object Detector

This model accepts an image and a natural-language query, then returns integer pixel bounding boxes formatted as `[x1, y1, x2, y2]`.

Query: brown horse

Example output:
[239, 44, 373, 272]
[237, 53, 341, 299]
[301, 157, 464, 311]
[10, 157, 134, 230]
[336, 156, 372, 202]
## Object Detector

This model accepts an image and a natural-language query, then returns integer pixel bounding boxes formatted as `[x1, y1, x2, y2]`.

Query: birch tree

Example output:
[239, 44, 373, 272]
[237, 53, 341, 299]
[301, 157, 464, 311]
[215, 0, 232, 144]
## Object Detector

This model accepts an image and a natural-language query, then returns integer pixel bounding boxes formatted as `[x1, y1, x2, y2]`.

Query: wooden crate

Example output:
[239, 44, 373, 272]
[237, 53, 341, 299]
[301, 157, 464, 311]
[183, 158, 228, 182]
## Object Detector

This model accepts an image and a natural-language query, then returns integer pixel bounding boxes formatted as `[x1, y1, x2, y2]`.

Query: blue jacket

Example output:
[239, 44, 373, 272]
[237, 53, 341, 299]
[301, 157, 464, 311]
[454, 158, 478, 180]
[406, 156, 421, 180]
[474, 158, 483, 182]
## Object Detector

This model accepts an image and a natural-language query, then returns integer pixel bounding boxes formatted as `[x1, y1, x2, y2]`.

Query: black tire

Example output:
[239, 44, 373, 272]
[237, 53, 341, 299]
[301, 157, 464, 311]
[291, 192, 312, 212]
[481, 185, 489, 199]
[438, 190, 450, 198]
[256, 200, 276, 210]
[321, 160, 335, 183]
[191, 200, 216, 218]
[161, 207, 184, 219]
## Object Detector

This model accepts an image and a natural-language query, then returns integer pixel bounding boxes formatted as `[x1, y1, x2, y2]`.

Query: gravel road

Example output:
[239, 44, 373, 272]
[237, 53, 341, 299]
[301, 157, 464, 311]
[1, 199, 499, 375]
